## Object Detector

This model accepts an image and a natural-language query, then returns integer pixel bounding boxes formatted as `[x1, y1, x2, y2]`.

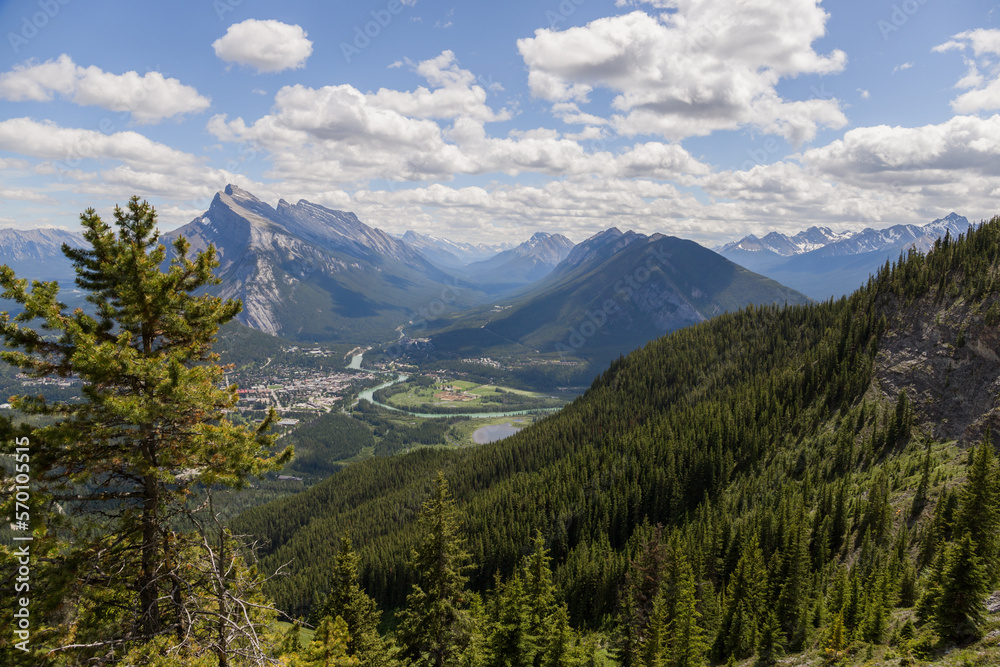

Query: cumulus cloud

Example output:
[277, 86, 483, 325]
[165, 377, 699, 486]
[934, 29, 1000, 57]
[935, 30, 1000, 113]
[0, 118, 204, 171]
[212, 20, 313, 73]
[206, 50, 709, 185]
[0, 118, 262, 226]
[802, 115, 1000, 189]
[517, 1, 847, 144]
[369, 51, 512, 122]
[0, 55, 210, 123]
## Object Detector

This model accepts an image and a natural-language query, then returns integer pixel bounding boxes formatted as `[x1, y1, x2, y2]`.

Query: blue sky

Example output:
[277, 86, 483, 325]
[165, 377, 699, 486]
[0, 0, 997, 244]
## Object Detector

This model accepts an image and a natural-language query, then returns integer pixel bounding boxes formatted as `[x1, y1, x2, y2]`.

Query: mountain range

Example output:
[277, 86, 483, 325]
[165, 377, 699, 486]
[454, 231, 576, 290]
[2, 188, 968, 368]
[426, 227, 809, 365]
[0, 227, 82, 283]
[399, 230, 514, 268]
[161, 185, 471, 341]
[717, 213, 972, 299]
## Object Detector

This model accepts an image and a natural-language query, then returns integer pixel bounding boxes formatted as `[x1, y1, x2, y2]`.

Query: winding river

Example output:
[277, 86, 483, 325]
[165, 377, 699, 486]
[349, 353, 563, 420]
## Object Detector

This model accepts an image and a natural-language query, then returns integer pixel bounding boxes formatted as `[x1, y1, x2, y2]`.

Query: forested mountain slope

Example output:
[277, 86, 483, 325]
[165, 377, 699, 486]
[232, 219, 1000, 661]
[427, 230, 809, 365]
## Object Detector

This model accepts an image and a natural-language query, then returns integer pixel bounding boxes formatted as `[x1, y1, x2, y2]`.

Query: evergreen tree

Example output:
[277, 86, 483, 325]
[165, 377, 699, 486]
[612, 529, 669, 667]
[715, 536, 767, 661]
[540, 605, 578, 667]
[669, 556, 707, 667]
[485, 572, 532, 667]
[755, 612, 784, 667]
[320, 537, 390, 667]
[521, 532, 559, 665]
[612, 582, 644, 667]
[0, 198, 290, 664]
[952, 441, 1000, 586]
[932, 534, 989, 642]
[859, 569, 889, 644]
[824, 611, 846, 663]
[774, 520, 810, 649]
[296, 616, 360, 667]
[398, 472, 477, 667]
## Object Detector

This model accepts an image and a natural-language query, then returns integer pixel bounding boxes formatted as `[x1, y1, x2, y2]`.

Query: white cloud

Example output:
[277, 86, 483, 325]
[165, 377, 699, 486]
[0, 55, 210, 123]
[369, 51, 512, 122]
[933, 29, 1000, 57]
[517, 2, 847, 145]
[205, 51, 702, 184]
[892, 62, 913, 74]
[0, 118, 203, 171]
[212, 20, 313, 73]
[0, 187, 57, 204]
[0, 157, 30, 170]
[802, 115, 1000, 184]
[935, 30, 1000, 113]
[858, 89, 870, 99]
[0, 118, 269, 227]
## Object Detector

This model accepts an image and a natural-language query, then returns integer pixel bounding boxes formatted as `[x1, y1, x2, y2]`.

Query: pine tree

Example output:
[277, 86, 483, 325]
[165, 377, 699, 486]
[755, 612, 784, 666]
[320, 537, 390, 667]
[952, 441, 999, 586]
[824, 611, 846, 663]
[670, 556, 707, 667]
[859, 569, 889, 644]
[612, 527, 669, 667]
[932, 534, 989, 642]
[715, 536, 767, 661]
[0, 198, 290, 664]
[485, 572, 532, 667]
[612, 582, 644, 667]
[296, 616, 360, 667]
[398, 472, 477, 667]
[540, 605, 578, 667]
[522, 531, 559, 666]
[774, 520, 810, 649]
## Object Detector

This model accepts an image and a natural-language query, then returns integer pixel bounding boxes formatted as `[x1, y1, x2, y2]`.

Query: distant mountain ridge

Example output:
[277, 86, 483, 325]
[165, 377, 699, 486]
[718, 213, 973, 299]
[428, 227, 809, 365]
[0, 227, 83, 282]
[455, 231, 575, 289]
[399, 230, 514, 268]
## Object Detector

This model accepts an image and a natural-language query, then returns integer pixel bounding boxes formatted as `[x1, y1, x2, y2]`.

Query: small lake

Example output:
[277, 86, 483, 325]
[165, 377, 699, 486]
[472, 422, 524, 444]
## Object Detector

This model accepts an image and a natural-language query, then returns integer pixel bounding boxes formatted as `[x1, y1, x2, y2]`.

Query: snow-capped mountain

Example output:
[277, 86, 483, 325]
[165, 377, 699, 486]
[400, 230, 514, 268]
[719, 213, 971, 258]
[718, 213, 973, 300]
[718, 226, 852, 256]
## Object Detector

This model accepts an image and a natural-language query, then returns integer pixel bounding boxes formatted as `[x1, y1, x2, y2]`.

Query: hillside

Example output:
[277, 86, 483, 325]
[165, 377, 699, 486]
[233, 217, 1000, 663]
[426, 229, 810, 366]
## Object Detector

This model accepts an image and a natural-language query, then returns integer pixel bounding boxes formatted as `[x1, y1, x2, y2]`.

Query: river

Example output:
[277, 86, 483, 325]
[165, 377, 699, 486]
[349, 353, 563, 420]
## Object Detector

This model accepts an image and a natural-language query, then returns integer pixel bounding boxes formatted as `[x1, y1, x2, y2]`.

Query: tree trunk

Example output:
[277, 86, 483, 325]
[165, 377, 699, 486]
[140, 471, 161, 637]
